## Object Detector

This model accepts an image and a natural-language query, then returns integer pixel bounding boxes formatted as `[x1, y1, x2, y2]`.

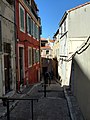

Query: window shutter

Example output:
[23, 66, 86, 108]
[28, 47, 32, 67]
[20, 8, 22, 26]
[29, 17, 31, 35]
[19, 5, 25, 31]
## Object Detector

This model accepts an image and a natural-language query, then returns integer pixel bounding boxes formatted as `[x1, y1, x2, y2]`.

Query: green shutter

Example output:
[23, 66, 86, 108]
[20, 7, 24, 31]
[29, 17, 31, 35]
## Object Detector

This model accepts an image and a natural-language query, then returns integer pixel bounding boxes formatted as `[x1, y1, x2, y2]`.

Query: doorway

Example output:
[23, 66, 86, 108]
[19, 47, 24, 85]
[4, 43, 11, 93]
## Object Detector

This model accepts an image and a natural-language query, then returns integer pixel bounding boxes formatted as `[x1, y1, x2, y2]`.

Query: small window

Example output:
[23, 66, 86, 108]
[19, 4, 25, 32]
[46, 50, 49, 54]
[28, 47, 32, 67]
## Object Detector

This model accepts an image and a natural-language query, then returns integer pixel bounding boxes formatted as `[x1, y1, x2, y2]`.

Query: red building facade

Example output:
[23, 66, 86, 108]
[15, 0, 41, 90]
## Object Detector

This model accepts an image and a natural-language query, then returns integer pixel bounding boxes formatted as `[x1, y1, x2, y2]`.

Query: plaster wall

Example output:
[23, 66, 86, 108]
[0, 0, 16, 95]
[68, 4, 90, 38]
[71, 45, 90, 120]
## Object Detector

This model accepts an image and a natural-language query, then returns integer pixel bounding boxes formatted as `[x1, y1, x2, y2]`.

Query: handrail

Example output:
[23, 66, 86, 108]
[0, 97, 38, 120]
[0, 96, 38, 101]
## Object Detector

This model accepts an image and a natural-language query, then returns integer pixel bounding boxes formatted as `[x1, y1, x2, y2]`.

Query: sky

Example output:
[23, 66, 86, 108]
[35, 0, 89, 39]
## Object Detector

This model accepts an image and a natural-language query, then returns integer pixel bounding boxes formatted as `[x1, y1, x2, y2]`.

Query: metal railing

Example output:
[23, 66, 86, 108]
[0, 97, 38, 120]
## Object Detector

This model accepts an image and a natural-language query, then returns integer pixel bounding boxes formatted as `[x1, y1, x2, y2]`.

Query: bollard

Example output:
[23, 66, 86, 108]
[44, 72, 47, 97]
[44, 83, 46, 97]
[31, 100, 33, 120]
[7, 100, 10, 120]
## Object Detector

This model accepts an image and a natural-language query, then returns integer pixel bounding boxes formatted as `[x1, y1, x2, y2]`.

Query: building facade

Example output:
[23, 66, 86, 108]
[59, 2, 90, 86]
[53, 29, 60, 79]
[41, 38, 54, 59]
[0, 0, 16, 97]
[41, 37, 54, 78]
[15, 0, 41, 91]
[70, 36, 90, 120]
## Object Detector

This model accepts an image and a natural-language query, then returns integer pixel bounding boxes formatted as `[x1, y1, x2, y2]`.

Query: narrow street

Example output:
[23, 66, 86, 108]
[1, 80, 71, 120]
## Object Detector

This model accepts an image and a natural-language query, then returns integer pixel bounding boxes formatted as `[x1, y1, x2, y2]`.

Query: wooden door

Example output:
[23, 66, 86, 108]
[4, 54, 10, 93]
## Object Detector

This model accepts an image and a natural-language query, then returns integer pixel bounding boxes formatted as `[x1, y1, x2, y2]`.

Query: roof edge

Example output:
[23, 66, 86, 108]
[68, 1, 90, 12]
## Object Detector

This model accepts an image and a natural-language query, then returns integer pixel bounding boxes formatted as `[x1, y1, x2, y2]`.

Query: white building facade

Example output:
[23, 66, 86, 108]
[59, 2, 90, 86]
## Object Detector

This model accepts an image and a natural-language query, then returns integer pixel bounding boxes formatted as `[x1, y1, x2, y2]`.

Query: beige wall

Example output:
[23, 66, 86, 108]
[71, 43, 90, 120]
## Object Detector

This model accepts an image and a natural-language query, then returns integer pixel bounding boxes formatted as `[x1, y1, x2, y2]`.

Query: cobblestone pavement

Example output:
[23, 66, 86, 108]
[1, 80, 71, 120]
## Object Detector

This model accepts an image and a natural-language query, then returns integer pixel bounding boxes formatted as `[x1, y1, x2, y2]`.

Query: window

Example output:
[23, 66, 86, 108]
[46, 50, 49, 54]
[28, 47, 32, 67]
[27, 14, 31, 35]
[19, 4, 25, 32]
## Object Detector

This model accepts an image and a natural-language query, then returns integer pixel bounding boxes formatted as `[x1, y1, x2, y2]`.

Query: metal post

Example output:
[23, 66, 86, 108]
[7, 100, 10, 120]
[44, 82, 46, 97]
[31, 100, 33, 120]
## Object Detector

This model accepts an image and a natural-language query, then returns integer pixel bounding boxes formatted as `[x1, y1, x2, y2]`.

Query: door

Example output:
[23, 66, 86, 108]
[4, 54, 10, 93]
[19, 47, 24, 85]
[4, 43, 11, 94]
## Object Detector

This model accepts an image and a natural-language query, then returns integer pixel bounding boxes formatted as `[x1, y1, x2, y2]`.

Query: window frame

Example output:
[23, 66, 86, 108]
[19, 4, 25, 33]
